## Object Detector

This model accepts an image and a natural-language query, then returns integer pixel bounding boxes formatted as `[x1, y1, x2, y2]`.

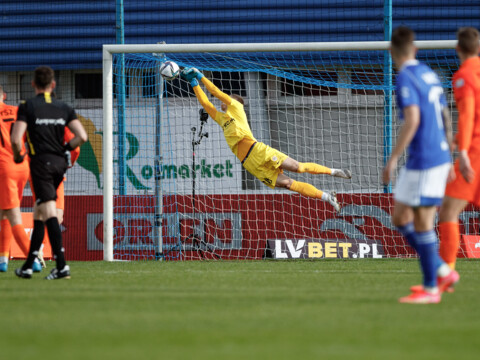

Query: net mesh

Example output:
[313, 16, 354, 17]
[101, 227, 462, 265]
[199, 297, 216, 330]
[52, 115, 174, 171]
[109, 47, 474, 261]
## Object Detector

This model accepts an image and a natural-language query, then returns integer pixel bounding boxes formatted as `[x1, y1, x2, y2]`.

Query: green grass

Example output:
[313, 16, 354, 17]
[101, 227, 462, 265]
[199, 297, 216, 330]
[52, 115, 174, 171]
[1, 259, 479, 360]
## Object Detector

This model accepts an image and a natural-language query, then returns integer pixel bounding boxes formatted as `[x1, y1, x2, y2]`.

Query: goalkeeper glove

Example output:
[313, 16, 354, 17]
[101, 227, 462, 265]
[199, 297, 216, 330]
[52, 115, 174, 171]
[181, 68, 204, 86]
[195, 69, 204, 80]
[181, 68, 197, 82]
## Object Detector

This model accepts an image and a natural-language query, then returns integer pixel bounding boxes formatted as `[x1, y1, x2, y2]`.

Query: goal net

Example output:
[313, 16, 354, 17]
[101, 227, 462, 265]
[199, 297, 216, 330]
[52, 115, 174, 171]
[103, 41, 470, 261]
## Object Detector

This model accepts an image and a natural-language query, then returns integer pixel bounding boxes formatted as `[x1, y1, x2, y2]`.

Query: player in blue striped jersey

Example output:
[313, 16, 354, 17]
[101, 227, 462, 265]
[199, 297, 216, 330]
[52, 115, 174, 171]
[383, 26, 459, 304]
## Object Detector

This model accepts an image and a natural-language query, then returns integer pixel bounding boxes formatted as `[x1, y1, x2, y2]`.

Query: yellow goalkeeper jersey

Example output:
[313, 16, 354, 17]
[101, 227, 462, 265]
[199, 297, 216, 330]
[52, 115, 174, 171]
[214, 99, 257, 159]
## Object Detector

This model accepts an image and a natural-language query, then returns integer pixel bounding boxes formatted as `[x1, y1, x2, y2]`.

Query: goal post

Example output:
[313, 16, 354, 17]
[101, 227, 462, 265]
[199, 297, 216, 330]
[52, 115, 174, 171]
[103, 46, 114, 261]
[102, 40, 457, 262]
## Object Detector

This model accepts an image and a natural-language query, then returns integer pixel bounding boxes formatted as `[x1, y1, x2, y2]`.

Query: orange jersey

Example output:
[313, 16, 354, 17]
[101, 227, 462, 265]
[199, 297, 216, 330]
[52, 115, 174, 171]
[452, 56, 480, 151]
[445, 145, 480, 206]
[0, 165, 29, 209]
[64, 127, 80, 165]
[0, 103, 29, 209]
[0, 103, 26, 167]
[446, 57, 480, 205]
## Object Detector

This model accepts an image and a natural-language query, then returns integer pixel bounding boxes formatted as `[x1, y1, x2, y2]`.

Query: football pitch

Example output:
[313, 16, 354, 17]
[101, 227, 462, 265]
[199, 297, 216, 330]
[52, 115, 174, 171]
[1, 259, 479, 360]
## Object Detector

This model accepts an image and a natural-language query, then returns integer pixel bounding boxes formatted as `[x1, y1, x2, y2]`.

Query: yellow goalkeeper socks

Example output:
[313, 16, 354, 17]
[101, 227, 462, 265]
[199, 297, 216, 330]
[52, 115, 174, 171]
[297, 162, 332, 175]
[289, 180, 323, 199]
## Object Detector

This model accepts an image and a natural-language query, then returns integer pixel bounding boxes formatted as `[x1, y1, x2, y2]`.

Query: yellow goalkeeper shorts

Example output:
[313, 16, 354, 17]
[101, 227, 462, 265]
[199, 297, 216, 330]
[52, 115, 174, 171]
[242, 141, 288, 189]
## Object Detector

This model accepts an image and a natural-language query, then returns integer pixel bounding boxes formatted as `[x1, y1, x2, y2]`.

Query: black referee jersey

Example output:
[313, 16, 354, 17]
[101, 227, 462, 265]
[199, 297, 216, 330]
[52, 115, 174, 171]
[17, 93, 76, 158]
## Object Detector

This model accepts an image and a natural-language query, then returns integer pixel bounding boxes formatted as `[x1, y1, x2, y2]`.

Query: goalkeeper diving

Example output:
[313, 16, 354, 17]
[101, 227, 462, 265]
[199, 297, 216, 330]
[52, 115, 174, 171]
[181, 68, 352, 211]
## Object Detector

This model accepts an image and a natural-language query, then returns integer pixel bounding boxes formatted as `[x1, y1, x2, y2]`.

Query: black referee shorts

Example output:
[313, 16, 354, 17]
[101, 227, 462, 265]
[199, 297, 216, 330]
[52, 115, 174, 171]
[30, 154, 67, 205]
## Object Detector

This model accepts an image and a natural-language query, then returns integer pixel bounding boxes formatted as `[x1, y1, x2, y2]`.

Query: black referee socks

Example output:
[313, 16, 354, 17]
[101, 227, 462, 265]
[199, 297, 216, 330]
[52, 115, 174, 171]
[22, 220, 45, 270]
[45, 217, 67, 270]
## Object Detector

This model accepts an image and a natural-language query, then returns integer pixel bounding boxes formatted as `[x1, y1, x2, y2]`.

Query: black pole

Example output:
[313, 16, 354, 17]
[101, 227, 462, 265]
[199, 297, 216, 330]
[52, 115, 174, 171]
[191, 125, 197, 221]
[184, 109, 221, 259]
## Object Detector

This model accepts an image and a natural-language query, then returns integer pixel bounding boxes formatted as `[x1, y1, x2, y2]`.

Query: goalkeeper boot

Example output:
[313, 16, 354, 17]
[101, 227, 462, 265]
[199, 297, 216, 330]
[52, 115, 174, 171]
[32, 258, 42, 273]
[45, 265, 71, 280]
[399, 289, 441, 304]
[327, 192, 341, 212]
[15, 268, 33, 279]
[332, 169, 352, 179]
[0, 262, 7, 272]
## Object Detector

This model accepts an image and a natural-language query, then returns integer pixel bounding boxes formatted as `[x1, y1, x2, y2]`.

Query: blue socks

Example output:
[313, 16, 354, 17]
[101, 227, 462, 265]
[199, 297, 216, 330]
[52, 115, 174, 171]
[414, 230, 442, 288]
[397, 223, 417, 251]
[397, 223, 445, 288]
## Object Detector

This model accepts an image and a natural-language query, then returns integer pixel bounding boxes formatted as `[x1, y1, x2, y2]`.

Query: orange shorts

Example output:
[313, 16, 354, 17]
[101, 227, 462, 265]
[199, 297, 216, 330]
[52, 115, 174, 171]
[445, 146, 480, 207]
[0, 162, 29, 210]
[56, 180, 64, 210]
[30, 177, 65, 210]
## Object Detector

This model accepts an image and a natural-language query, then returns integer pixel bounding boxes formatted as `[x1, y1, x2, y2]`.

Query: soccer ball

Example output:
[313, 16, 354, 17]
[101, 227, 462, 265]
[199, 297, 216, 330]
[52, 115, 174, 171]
[159, 61, 180, 80]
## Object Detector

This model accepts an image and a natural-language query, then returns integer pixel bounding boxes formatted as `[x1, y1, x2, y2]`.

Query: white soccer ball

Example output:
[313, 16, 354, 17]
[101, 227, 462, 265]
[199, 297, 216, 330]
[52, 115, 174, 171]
[159, 61, 180, 80]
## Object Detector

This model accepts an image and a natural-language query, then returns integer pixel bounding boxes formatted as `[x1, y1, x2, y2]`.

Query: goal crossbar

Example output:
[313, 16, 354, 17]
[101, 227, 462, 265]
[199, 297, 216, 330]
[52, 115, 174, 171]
[103, 40, 456, 55]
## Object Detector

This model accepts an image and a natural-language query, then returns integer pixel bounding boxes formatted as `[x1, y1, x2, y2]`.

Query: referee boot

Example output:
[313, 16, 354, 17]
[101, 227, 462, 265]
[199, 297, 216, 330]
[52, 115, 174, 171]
[45, 265, 71, 280]
[15, 268, 33, 279]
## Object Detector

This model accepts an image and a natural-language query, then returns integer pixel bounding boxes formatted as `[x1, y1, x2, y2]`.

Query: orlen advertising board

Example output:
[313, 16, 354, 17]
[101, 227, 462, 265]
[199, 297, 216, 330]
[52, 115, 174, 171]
[21, 193, 480, 261]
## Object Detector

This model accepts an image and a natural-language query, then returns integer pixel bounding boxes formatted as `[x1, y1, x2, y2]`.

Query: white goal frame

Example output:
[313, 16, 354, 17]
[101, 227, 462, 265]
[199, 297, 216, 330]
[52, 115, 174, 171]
[102, 40, 456, 261]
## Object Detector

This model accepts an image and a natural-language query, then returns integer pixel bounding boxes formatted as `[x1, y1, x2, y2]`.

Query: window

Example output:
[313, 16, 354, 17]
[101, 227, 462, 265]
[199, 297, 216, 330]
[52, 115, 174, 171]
[143, 72, 194, 98]
[74, 73, 130, 99]
[19, 74, 35, 100]
[350, 68, 383, 95]
[114, 73, 130, 99]
[164, 77, 194, 98]
[20, 70, 61, 100]
[142, 72, 157, 98]
[281, 70, 338, 96]
[211, 71, 247, 97]
[75, 73, 102, 99]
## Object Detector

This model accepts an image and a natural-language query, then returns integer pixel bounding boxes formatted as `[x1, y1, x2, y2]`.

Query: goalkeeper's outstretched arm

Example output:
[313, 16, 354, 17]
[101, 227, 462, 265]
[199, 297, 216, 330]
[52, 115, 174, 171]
[182, 68, 234, 120]
[192, 85, 217, 119]
[181, 68, 218, 119]
[199, 76, 232, 106]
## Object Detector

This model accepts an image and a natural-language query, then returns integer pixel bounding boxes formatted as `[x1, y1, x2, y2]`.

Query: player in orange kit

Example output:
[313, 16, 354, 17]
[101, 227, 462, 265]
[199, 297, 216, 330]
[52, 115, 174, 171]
[0, 85, 41, 272]
[438, 27, 480, 273]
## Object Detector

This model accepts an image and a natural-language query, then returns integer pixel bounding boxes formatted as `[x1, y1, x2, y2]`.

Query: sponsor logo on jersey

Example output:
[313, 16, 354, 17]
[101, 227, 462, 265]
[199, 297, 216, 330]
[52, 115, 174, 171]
[35, 118, 65, 125]
[223, 118, 236, 129]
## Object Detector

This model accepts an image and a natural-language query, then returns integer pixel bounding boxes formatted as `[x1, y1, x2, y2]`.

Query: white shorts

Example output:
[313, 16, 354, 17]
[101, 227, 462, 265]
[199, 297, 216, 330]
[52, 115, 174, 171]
[394, 162, 451, 207]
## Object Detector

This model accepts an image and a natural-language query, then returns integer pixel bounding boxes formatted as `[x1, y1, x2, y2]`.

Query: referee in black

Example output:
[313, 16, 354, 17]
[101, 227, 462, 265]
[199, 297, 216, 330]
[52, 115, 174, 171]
[11, 66, 87, 279]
